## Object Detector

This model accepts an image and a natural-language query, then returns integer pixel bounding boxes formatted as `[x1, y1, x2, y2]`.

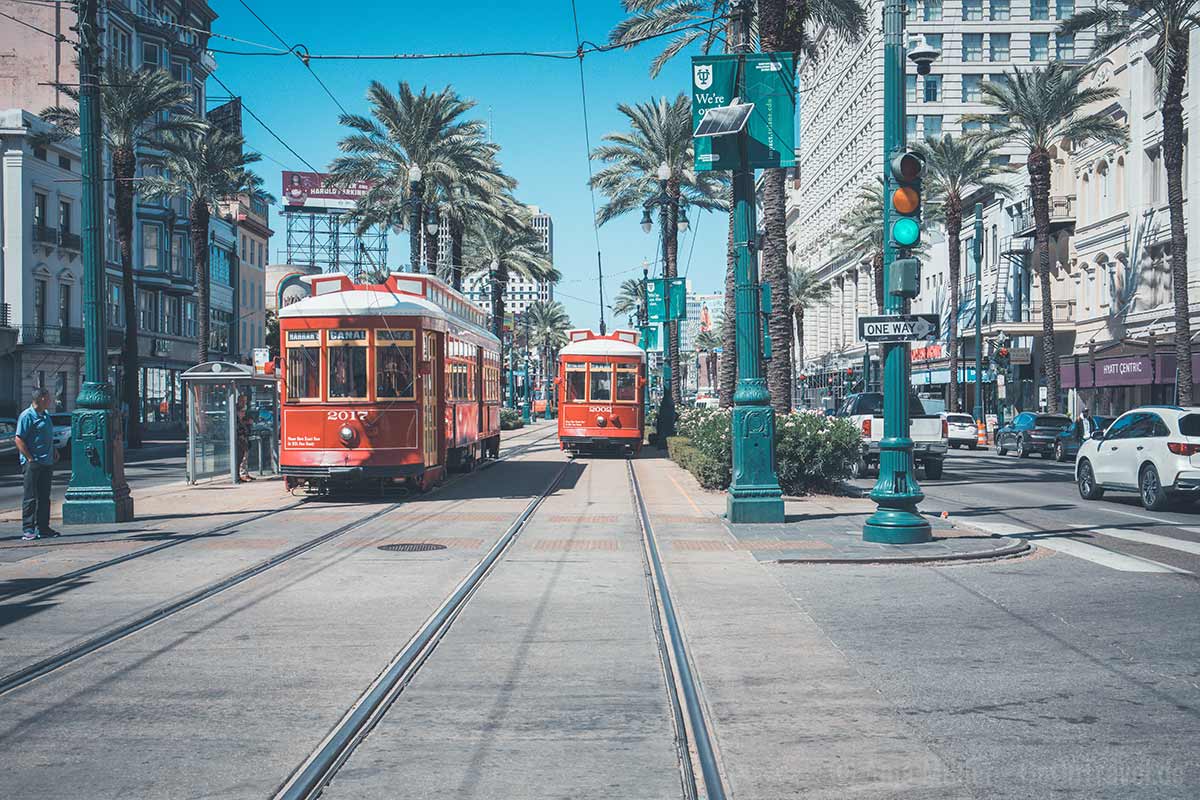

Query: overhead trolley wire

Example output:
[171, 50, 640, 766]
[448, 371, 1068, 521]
[568, 0, 607, 328]
[208, 71, 322, 173]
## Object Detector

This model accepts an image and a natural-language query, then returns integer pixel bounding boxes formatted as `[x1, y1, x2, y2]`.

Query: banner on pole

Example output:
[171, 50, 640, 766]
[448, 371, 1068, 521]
[646, 277, 688, 323]
[691, 52, 797, 172]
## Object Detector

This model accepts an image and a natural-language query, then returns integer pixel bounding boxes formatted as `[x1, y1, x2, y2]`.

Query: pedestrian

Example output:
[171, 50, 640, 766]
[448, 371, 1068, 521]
[15, 387, 60, 541]
[1076, 406, 1093, 440]
[236, 394, 254, 481]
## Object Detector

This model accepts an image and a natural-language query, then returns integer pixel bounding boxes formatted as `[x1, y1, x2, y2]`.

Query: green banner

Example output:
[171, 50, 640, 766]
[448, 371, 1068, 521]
[667, 277, 687, 322]
[646, 277, 688, 323]
[691, 52, 796, 172]
[646, 278, 667, 323]
[639, 324, 661, 352]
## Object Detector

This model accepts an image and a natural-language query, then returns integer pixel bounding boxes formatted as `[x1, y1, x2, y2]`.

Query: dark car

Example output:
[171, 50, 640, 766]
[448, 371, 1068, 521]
[995, 412, 1072, 457]
[1053, 415, 1113, 462]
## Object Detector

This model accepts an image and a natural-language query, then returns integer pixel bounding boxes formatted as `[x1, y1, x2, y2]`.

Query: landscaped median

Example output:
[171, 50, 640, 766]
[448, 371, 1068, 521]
[665, 407, 863, 496]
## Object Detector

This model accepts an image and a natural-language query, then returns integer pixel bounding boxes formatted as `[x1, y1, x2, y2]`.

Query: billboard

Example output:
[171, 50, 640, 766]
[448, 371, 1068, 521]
[282, 171, 372, 211]
[207, 98, 242, 140]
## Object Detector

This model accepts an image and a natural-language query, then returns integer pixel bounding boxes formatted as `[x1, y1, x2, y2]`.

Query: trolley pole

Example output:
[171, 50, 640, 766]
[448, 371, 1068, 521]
[973, 203, 984, 425]
[726, 0, 784, 523]
[62, 0, 133, 524]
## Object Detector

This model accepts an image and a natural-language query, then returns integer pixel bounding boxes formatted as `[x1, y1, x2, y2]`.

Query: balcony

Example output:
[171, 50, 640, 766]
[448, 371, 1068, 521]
[59, 231, 81, 251]
[1013, 195, 1076, 238]
[32, 224, 58, 247]
[18, 325, 85, 347]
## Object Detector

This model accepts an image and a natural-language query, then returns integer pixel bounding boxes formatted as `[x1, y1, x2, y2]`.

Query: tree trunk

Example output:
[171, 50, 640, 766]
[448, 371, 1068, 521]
[113, 146, 141, 447]
[946, 197, 961, 413]
[873, 250, 884, 313]
[409, 186, 422, 273]
[450, 217, 464, 291]
[1162, 46, 1192, 404]
[719, 196, 737, 407]
[192, 199, 212, 365]
[1028, 149, 1059, 413]
[664, 180, 681, 403]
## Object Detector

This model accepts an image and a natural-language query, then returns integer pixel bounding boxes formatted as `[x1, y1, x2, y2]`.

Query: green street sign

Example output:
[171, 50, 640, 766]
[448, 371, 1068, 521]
[646, 277, 688, 322]
[692, 52, 797, 172]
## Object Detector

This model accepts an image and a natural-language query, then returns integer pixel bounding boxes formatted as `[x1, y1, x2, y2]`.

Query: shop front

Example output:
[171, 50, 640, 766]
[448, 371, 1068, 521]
[1061, 350, 1190, 416]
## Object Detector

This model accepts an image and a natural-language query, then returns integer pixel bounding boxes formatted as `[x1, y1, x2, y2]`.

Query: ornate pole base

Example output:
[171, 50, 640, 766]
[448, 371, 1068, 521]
[726, 399, 784, 524]
[863, 436, 930, 543]
[62, 382, 134, 525]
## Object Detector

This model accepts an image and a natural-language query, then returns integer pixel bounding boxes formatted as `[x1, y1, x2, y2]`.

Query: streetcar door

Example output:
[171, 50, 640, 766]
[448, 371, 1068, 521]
[422, 331, 439, 467]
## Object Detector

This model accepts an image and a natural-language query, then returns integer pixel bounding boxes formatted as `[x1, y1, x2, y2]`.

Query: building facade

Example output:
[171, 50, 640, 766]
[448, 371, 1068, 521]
[220, 193, 271, 360]
[464, 205, 555, 318]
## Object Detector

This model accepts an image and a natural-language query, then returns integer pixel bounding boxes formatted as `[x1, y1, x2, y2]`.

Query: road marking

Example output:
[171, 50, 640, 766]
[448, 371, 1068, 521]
[1090, 528, 1200, 557]
[967, 520, 1191, 574]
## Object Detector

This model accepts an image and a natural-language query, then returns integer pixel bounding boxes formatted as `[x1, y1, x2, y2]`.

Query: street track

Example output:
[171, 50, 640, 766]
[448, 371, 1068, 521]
[0, 428, 561, 697]
[273, 453, 729, 800]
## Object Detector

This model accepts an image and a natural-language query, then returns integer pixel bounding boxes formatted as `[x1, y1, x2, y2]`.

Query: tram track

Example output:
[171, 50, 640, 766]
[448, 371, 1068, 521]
[0, 429, 560, 697]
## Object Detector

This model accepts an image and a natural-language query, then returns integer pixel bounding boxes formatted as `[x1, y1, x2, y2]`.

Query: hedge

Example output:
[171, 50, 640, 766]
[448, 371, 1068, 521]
[668, 407, 860, 495]
[500, 408, 524, 430]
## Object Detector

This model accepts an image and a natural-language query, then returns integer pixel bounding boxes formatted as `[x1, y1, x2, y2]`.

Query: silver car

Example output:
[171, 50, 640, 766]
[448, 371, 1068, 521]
[51, 413, 72, 453]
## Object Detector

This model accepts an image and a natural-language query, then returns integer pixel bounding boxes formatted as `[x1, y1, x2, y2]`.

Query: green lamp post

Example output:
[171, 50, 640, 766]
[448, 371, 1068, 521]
[972, 203, 984, 425]
[62, 0, 133, 524]
[520, 313, 532, 425]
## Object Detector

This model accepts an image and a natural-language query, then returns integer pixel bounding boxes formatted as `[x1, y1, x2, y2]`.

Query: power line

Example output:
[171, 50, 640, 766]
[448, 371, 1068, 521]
[207, 71, 321, 173]
[0, 7, 70, 41]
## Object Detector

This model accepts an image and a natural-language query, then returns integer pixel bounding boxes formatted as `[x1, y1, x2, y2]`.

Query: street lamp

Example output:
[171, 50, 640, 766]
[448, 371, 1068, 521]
[425, 205, 439, 236]
[641, 160, 685, 409]
[406, 164, 424, 273]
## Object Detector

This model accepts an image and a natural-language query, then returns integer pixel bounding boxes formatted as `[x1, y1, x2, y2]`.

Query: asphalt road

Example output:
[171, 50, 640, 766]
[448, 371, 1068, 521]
[851, 444, 1200, 574]
[0, 442, 186, 514]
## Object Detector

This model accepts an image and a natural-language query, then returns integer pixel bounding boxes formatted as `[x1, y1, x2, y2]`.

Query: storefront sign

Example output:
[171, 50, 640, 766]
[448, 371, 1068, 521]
[911, 344, 943, 361]
[1009, 347, 1032, 365]
[1096, 356, 1151, 386]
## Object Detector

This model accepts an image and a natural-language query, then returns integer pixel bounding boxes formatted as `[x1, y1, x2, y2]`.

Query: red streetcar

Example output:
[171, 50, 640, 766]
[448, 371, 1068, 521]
[278, 273, 502, 493]
[556, 329, 646, 455]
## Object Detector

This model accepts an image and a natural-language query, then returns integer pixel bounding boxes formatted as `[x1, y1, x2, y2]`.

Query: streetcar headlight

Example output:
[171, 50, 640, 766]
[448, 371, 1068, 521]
[339, 425, 356, 444]
[596, 415, 607, 427]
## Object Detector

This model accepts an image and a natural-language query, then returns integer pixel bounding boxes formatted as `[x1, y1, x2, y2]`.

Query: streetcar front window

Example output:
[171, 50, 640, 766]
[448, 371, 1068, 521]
[615, 367, 638, 402]
[377, 345, 415, 399]
[286, 346, 320, 401]
[589, 363, 612, 402]
[328, 346, 367, 399]
[566, 365, 586, 402]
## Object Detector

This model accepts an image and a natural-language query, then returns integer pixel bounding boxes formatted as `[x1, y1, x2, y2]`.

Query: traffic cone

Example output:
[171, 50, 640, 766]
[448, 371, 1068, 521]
[977, 419, 987, 447]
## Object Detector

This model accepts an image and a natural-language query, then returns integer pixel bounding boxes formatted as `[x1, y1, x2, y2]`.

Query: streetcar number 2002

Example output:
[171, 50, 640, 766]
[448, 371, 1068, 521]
[326, 410, 369, 421]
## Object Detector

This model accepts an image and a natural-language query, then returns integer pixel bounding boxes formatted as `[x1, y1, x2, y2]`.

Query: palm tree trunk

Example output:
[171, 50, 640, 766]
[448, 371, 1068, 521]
[873, 250, 884, 313]
[664, 182, 681, 403]
[1029, 149, 1060, 413]
[946, 199, 961, 413]
[409, 188, 422, 273]
[719, 195, 737, 408]
[113, 146, 141, 448]
[1163, 50, 1192, 404]
[450, 217, 464, 291]
[192, 199, 211, 365]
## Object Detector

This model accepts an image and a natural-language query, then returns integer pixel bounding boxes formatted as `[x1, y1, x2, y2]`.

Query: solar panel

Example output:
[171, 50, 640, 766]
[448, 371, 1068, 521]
[693, 102, 754, 138]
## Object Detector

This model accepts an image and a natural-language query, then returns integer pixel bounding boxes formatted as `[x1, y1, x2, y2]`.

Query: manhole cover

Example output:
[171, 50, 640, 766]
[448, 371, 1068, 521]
[378, 543, 447, 553]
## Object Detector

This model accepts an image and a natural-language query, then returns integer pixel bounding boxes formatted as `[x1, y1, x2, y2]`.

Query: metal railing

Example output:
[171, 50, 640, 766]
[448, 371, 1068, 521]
[59, 231, 81, 250]
[32, 224, 58, 245]
[18, 325, 85, 347]
[1012, 195, 1076, 237]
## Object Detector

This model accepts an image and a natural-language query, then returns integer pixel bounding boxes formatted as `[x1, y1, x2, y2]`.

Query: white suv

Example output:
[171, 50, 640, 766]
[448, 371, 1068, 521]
[944, 413, 978, 449]
[1076, 406, 1200, 510]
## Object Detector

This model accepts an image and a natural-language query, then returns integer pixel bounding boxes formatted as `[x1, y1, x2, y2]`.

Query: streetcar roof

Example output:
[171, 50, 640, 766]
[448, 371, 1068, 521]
[559, 330, 646, 359]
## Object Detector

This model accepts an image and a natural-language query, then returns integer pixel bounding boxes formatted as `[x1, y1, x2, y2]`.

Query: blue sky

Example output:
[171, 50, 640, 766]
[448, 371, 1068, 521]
[207, 0, 728, 330]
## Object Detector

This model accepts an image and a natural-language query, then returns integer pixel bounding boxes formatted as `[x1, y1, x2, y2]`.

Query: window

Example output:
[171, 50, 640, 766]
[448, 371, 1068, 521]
[111, 26, 131, 68]
[924, 75, 942, 102]
[142, 41, 161, 69]
[924, 0, 942, 20]
[924, 33, 943, 52]
[138, 289, 157, 331]
[58, 200, 71, 234]
[376, 329, 415, 399]
[924, 115, 943, 140]
[241, 279, 247, 306]
[963, 0, 982, 20]
[990, 33, 1010, 62]
[33, 146, 47, 161]
[1031, 0, 1048, 19]
[58, 155, 71, 171]
[566, 363, 586, 402]
[141, 223, 161, 270]
[906, 74, 918, 103]
[589, 363, 612, 401]
[34, 279, 46, 330]
[1056, 33, 1075, 59]
[615, 366, 638, 402]
[962, 118, 983, 132]
[241, 235, 247, 261]
[210, 244, 231, 286]
[1103, 413, 1138, 439]
[108, 282, 122, 327]
[171, 233, 185, 275]
[964, 33, 984, 62]
[962, 74, 982, 102]
[906, 0, 917, 14]
[59, 283, 71, 328]
[906, 115, 918, 143]
[33, 192, 47, 229]
[55, 372, 67, 411]
[1030, 33, 1049, 61]
[990, 73, 1009, 88]
[183, 300, 197, 337]
[328, 329, 368, 399]
[1056, 0, 1074, 18]
[990, 0, 1010, 20]
[210, 309, 231, 353]
[286, 331, 321, 400]
[163, 295, 181, 336]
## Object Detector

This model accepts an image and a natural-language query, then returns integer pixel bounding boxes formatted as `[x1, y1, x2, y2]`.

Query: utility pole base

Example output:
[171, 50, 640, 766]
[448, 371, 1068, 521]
[862, 509, 931, 543]
[62, 403, 134, 525]
[727, 489, 785, 524]
[726, 402, 784, 524]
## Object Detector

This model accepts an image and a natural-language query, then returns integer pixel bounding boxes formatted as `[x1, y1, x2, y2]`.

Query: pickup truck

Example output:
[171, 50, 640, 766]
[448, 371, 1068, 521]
[836, 392, 949, 479]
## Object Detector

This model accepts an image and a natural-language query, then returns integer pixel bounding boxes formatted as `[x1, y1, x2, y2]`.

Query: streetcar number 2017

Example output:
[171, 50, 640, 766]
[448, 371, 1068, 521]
[326, 410, 368, 421]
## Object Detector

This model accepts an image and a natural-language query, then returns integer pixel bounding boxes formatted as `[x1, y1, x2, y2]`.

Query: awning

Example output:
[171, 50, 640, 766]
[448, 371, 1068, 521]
[911, 367, 986, 385]
[1060, 352, 1196, 389]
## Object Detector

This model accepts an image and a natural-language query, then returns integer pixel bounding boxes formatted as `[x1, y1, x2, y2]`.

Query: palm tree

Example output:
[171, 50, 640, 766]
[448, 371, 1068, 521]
[139, 126, 271, 364]
[589, 94, 728, 403]
[462, 212, 559, 341]
[611, 277, 647, 322]
[973, 64, 1126, 412]
[525, 300, 572, 405]
[787, 265, 832, 379]
[1061, 4, 1198, 402]
[834, 179, 887, 314]
[329, 81, 502, 284]
[694, 326, 722, 393]
[40, 65, 202, 448]
[916, 133, 1014, 412]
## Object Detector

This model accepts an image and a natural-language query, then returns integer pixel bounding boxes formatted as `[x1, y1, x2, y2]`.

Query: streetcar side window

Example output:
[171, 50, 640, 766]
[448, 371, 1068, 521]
[589, 363, 612, 402]
[285, 339, 320, 401]
[615, 365, 638, 402]
[376, 329, 415, 400]
[566, 364, 586, 402]
[328, 329, 368, 399]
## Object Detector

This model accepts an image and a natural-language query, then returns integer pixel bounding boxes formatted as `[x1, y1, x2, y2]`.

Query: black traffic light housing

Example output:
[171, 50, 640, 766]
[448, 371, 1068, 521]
[888, 149, 924, 252]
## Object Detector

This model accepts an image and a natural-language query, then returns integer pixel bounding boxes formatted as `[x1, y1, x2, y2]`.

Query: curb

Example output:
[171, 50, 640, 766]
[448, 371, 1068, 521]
[773, 536, 1031, 565]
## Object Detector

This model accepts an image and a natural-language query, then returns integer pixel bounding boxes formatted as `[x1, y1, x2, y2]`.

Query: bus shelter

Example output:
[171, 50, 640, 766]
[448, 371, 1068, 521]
[181, 361, 280, 484]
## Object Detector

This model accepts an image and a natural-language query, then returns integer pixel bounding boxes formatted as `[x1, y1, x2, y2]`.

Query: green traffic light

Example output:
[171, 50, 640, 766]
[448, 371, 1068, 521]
[892, 217, 920, 247]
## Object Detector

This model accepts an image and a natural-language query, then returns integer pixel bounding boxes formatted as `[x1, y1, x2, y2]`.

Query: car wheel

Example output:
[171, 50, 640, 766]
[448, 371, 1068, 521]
[1077, 460, 1104, 500]
[997, 437, 1008, 456]
[968, 442, 977, 450]
[1140, 464, 1172, 511]
[1054, 442, 1067, 462]
[923, 459, 944, 480]
[1017, 437, 1030, 458]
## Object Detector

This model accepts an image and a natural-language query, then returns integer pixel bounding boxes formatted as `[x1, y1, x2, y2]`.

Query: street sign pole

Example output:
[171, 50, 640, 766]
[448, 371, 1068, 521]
[63, 0, 133, 525]
[973, 203, 984, 425]
[727, 0, 784, 524]
[863, 0, 930, 543]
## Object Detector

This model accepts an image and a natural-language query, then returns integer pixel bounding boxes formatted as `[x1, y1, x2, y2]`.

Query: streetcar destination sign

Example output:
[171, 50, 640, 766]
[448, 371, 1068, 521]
[858, 314, 940, 342]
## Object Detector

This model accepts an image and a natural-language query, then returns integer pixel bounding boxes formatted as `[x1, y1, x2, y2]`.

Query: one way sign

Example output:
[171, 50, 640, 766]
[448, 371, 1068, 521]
[858, 314, 941, 343]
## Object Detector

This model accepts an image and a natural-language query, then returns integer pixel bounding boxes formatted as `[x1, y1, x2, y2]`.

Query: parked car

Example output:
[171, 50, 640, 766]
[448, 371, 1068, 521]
[837, 392, 948, 479]
[995, 412, 1072, 457]
[51, 413, 72, 454]
[1053, 415, 1113, 462]
[944, 413, 979, 449]
[1076, 406, 1200, 510]
[0, 417, 17, 465]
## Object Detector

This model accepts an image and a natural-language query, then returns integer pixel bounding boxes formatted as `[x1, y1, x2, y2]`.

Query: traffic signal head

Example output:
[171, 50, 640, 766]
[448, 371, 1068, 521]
[889, 150, 925, 250]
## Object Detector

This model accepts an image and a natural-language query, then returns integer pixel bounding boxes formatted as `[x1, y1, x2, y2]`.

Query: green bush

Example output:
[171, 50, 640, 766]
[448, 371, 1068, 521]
[500, 408, 524, 430]
[667, 407, 859, 495]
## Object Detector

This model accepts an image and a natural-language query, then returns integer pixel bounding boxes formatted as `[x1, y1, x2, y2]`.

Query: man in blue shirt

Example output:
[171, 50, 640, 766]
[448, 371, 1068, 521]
[15, 388, 59, 540]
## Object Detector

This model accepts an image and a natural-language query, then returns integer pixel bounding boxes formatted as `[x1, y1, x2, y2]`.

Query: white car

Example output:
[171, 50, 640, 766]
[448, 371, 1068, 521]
[51, 413, 72, 453]
[944, 413, 978, 449]
[1076, 405, 1200, 510]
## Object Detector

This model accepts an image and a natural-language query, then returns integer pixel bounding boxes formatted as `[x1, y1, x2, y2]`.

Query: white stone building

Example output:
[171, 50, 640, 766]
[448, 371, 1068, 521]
[464, 205, 555, 319]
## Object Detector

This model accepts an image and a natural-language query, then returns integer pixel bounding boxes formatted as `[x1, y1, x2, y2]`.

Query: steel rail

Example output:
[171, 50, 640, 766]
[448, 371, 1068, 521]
[273, 458, 572, 800]
[627, 458, 728, 800]
[0, 430, 559, 697]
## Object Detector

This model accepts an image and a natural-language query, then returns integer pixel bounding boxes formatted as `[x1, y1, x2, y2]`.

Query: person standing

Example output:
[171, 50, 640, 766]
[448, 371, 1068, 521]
[1076, 406, 1093, 440]
[15, 387, 60, 541]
